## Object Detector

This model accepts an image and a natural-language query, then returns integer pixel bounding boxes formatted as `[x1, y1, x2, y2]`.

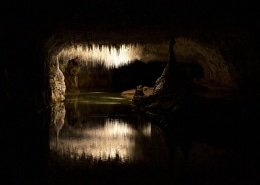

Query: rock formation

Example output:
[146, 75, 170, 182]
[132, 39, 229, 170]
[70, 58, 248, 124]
[153, 39, 200, 95]
[153, 39, 176, 94]
[138, 39, 207, 115]
[64, 58, 80, 93]
[49, 59, 66, 102]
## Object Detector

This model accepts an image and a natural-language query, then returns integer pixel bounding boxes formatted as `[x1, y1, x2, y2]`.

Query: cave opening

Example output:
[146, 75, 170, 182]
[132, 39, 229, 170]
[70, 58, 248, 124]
[3, 1, 260, 184]
[46, 35, 231, 164]
[45, 30, 260, 184]
[47, 41, 170, 102]
[46, 35, 237, 103]
[47, 39, 170, 162]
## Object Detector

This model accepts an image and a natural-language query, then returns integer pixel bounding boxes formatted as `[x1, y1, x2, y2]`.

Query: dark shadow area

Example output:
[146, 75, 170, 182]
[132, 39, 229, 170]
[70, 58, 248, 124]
[112, 60, 166, 92]
[65, 60, 166, 92]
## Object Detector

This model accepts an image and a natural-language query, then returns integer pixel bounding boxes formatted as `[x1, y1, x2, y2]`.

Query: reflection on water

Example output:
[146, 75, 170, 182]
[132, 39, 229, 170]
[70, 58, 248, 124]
[51, 119, 152, 161]
[51, 102, 66, 149]
[50, 92, 165, 162]
[48, 93, 250, 185]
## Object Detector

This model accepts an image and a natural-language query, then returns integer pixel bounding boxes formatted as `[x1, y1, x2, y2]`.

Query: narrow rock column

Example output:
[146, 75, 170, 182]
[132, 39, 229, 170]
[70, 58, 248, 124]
[153, 38, 177, 94]
[49, 59, 66, 102]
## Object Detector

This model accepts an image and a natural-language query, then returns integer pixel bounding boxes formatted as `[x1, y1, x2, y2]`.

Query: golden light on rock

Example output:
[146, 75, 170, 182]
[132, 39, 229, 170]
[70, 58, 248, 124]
[57, 44, 143, 68]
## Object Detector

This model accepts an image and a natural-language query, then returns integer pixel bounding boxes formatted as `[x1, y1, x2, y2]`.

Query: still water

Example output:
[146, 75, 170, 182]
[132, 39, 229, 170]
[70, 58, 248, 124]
[48, 92, 250, 185]
[49, 92, 168, 163]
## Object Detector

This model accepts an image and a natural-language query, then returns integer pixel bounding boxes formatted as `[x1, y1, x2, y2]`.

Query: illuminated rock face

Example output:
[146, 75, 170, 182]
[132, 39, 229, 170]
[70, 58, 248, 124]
[57, 44, 144, 69]
[153, 63, 169, 94]
[49, 60, 66, 102]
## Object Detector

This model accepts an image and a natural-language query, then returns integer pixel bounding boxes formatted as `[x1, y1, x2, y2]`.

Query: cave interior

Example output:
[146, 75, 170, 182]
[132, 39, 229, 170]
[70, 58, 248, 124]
[1, 1, 260, 185]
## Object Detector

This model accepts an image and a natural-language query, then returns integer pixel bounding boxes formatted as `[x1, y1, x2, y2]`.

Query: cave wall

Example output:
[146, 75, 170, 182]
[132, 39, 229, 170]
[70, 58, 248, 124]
[46, 32, 260, 101]
[64, 58, 80, 93]
[175, 38, 233, 87]
[154, 33, 260, 94]
[49, 57, 66, 102]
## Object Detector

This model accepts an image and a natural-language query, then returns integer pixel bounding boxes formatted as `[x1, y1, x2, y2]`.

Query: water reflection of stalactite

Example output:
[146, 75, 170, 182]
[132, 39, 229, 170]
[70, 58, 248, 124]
[51, 102, 66, 149]
[49, 93, 169, 162]
[50, 117, 154, 162]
